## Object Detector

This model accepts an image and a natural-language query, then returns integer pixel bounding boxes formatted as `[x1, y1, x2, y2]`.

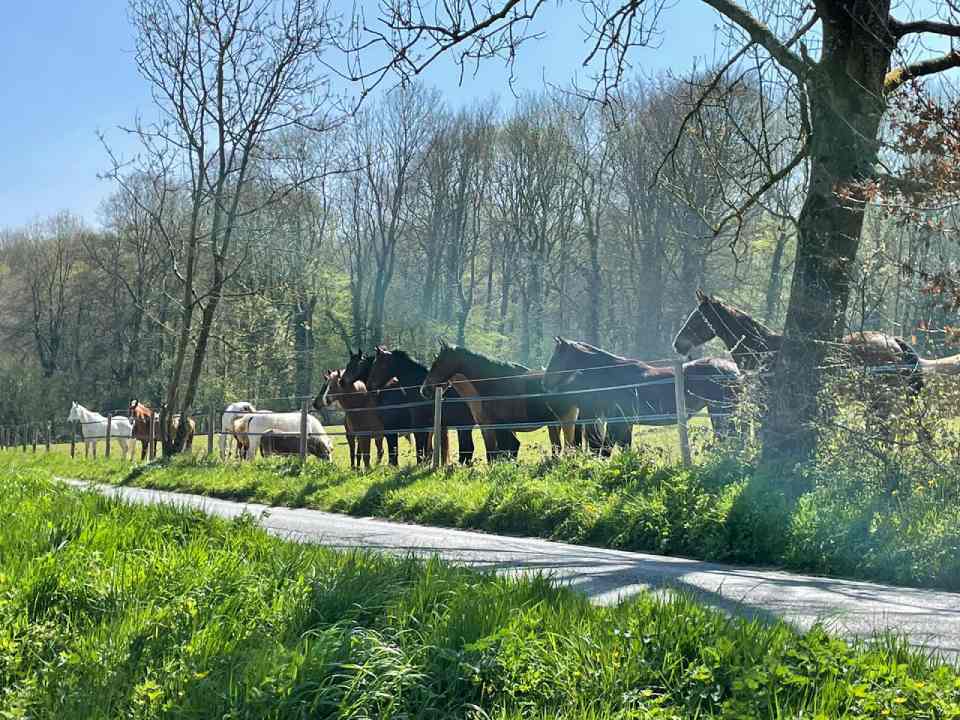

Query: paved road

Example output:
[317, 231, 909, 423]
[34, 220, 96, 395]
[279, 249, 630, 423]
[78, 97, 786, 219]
[64, 479, 960, 660]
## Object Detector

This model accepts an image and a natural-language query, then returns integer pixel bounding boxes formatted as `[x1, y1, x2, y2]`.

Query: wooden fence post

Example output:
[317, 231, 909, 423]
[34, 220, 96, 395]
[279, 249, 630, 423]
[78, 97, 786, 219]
[105, 412, 113, 459]
[432, 386, 444, 469]
[208, 405, 215, 455]
[299, 400, 309, 463]
[71, 422, 77, 458]
[45, 422, 51, 453]
[673, 358, 691, 467]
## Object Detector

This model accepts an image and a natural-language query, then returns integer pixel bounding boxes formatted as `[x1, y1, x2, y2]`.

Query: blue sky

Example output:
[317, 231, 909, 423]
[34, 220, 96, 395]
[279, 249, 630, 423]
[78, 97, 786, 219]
[0, 1, 948, 230]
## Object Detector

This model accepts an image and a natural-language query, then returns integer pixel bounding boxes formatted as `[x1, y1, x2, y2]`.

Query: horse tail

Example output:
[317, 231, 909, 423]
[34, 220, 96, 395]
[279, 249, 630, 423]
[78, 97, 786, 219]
[894, 337, 923, 394]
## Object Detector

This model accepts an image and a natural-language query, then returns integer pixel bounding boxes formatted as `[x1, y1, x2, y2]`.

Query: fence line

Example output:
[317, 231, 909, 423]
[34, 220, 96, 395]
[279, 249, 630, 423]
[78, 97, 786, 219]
[0, 353, 935, 467]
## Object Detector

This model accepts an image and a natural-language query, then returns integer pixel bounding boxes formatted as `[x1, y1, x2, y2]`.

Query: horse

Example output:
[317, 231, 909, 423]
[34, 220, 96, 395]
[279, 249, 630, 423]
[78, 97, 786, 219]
[918, 353, 960, 376]
[66, 402, 134, 460]
[220, 401, 256, 458]
[672, 289, 925, 435]
[128, 400, 196, 460]
[259, 429, 331, 459]
[315, 369, 385, 469]
[241, 412, 333, 461]
[344, 348, 508, 465]
[419, 341, 579, 460]
[340, 350, 413, 466]
[542, 337, 741, 451]
[363, 346, 494, 465]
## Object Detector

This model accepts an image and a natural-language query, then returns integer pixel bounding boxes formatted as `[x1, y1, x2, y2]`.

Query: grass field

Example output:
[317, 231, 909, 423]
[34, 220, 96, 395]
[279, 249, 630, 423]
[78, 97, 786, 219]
[11, 412, 716, 467]
[9, 424, 960, 595]
[2, 468, 958, 719]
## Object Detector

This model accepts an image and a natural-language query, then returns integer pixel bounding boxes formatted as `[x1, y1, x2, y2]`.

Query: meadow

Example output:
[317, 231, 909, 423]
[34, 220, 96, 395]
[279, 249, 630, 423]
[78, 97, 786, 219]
[7, 409, 960, 593]
[2, 467, 959, 719]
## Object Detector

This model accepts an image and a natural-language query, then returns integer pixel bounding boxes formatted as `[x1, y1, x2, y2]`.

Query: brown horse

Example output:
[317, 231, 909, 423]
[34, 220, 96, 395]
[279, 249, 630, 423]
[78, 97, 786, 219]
[314, 369, 385, 469]
[542, 337, 741, 449]
[128, 400, 196, 460]
[419, 342, 578, 459]
[672, 290, 925, 434]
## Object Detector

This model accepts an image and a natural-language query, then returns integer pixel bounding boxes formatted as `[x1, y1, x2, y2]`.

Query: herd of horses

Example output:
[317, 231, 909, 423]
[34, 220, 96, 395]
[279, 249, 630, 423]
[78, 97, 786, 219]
[63, 291, 960, 465]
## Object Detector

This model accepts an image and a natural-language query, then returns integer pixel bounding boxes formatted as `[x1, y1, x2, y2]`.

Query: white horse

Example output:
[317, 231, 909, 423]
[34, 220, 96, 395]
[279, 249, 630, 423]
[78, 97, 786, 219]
[66, 402, 133, 460]
[243, 412, 333, 461]
[220, 401, 257, 458]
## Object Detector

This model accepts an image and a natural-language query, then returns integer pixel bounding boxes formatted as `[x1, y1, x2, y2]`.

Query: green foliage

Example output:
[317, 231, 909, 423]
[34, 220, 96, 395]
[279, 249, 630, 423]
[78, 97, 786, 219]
[1, 470, 958, 719]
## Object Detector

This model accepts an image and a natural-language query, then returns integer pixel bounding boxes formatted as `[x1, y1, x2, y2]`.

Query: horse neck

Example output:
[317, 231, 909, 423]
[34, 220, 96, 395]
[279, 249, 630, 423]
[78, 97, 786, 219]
[76, 406, 102, 423]
[713, 304, 780, 356]
[460, 352, 527, 380]
[390, 354, 427, 385]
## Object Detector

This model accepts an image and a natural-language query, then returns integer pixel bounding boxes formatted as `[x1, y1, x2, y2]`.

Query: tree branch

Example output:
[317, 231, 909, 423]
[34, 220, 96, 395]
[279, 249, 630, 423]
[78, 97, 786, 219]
[891, 17, 960, 39]
[699, 0, 808, 79]
[885, 50, 960, 91]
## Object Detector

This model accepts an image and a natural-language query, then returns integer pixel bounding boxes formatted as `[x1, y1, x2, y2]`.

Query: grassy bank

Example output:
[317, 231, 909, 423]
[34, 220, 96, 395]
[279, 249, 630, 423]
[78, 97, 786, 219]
[7, 443, 960, 593]
[2, 469, 959, 718]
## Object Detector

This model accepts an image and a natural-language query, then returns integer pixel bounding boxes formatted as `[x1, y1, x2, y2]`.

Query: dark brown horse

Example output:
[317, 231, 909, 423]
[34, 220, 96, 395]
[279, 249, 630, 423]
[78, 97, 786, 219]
[672, 290, 925, 432]
[363, 346, 520, 464]
[420, 342, 579, 459]
[128, 400, 195, 460]
[314, 368, 384, 470]
[542, 338, 741, 447]
[674, 290, 922, 384]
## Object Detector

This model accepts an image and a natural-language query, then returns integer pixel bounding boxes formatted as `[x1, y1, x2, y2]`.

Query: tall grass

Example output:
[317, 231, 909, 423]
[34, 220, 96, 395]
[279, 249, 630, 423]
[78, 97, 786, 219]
[2, 469, 958, 719]
[7, 430, 960, 593]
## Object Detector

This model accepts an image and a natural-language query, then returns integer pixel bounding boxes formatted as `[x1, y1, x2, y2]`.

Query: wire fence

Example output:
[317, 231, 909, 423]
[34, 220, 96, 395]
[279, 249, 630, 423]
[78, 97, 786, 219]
[0, 351, 937, 468]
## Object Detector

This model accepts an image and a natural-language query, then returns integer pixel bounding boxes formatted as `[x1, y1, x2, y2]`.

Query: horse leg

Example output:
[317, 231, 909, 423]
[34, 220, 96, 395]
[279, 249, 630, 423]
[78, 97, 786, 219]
[358, 436, 371, 469]
[457, 429, 474, 465]
[547, 426, 562, 456]
[387, 433, 399, 466]
[374, 434, 384, 464]
[347, 433, 356, 469]
[246, 436, 260, 461]
[482, 429, 499, 462]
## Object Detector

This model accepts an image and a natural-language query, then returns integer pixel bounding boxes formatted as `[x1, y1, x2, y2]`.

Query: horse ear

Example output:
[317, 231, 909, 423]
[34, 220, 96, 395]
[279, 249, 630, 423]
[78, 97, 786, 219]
[437, 336, 449, 350]
[696, 288, 707, 303]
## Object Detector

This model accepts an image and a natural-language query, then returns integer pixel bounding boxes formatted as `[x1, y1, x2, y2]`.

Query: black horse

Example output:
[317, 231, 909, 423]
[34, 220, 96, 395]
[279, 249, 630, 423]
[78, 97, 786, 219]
[349, 347, 515, 464]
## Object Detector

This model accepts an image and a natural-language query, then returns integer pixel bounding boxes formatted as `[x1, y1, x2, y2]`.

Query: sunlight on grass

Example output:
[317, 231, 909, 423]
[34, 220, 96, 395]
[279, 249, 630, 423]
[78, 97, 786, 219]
[1, 470, 957, 719]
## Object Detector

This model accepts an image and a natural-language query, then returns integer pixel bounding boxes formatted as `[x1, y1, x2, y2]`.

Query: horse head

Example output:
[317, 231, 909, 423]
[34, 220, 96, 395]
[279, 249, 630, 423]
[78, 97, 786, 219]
[543, 337, 587, 391]
[674, 289, 719, 357]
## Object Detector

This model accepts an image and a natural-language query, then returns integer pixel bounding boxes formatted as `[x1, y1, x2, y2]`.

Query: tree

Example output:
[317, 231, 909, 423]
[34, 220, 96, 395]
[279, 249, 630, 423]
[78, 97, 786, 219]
[349, 0, 960, 465]
[110, 0, 337, 453]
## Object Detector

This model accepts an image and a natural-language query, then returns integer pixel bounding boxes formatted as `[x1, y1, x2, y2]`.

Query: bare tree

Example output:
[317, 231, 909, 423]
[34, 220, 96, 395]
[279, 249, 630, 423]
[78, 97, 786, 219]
[109, 0, 337, 452]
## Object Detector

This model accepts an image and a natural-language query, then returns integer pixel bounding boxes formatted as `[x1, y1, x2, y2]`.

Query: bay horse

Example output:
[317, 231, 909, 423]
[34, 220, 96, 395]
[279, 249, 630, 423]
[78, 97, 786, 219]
[672, 290, 925, 434]
[314, 368, 385, 469]
[542, 337, 741, 449]
[128, 400, 196, 460]
[363, 346, 516, 464]
[67, 402, 134, 459]
[340, 350, 413, 466]
[419, 342, 579, 460]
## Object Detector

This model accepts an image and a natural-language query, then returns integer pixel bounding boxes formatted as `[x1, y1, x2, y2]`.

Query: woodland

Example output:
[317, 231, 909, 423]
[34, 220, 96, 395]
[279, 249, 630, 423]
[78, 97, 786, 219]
[1, 0, 959, 462]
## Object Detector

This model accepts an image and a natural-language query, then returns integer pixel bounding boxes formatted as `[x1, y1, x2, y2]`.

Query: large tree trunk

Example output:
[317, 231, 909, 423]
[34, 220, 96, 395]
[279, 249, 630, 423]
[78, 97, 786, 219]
[760, 8, 892, 465]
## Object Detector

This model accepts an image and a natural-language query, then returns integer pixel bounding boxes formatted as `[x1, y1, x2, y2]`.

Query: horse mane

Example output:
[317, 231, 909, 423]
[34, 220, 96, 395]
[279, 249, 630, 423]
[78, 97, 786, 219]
[448, 344, 530, 376]
[387, 349, 427, 373]
[562, 339, 635, 366]
[709, 297, 781, 347]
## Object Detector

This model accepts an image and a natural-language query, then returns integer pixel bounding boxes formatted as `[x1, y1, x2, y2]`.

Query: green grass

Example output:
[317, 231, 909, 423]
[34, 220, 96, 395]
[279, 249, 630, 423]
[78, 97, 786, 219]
[8, 409, 960, 594]
[2, 469, 959, 719]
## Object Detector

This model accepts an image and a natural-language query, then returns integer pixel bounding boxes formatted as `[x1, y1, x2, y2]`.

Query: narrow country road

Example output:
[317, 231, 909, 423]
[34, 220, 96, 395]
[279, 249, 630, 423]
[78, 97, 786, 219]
[64, 479, 960, 660]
